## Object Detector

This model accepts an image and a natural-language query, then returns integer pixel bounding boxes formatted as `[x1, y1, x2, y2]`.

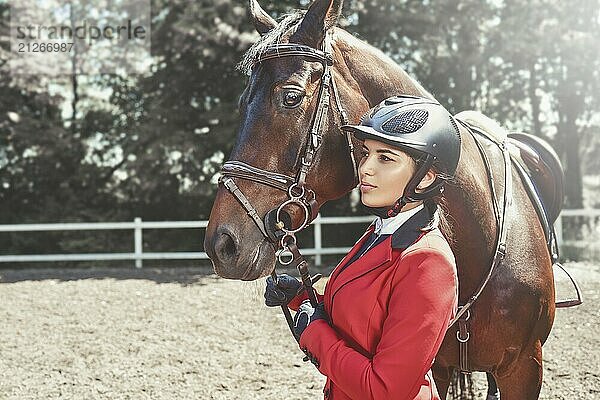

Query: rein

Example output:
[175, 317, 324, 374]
[219, 33, 356, 342]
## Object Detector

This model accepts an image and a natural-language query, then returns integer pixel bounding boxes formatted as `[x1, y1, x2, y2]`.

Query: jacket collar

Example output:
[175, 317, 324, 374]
[391, 205, 434, 249]
[373, 204, 424, 236]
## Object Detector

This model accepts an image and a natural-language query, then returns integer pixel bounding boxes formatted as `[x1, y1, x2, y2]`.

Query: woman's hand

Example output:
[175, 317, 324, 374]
[293, 300, 328, 338]
[264, 274, 302, 307]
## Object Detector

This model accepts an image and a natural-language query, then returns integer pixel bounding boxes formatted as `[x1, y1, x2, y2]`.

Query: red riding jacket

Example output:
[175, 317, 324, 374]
[290, 208, 458, 400]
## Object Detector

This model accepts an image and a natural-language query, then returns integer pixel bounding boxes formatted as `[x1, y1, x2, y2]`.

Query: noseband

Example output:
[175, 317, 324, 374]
[220, 34, 357, 254]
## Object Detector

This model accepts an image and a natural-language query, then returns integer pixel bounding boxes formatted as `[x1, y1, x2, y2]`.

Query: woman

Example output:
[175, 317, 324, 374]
[265, 95, 460, 400]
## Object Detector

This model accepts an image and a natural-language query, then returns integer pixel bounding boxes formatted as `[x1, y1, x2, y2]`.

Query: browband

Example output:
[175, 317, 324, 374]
[254, 44, 333, 67]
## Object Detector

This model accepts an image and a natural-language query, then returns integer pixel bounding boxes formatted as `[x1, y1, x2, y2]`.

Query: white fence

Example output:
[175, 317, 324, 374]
[0, 210, 598, 267]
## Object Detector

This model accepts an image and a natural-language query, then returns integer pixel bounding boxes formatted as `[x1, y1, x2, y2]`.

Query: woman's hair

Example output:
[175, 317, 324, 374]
[425, 196, 455, 245]
[405, 150, 456, 244]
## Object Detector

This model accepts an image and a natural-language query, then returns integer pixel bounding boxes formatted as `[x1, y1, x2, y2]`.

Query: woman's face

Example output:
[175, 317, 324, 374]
[358, 139, 419, 208]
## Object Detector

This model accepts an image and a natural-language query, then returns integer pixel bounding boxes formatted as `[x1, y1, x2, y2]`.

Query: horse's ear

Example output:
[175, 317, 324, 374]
[249, 0, 278, 35]
[294, 0, 343, 47]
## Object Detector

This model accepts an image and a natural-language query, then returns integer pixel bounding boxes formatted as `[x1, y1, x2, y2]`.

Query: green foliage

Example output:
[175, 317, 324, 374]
[1, 0, 599, 258]
[349, 0, 599, 208]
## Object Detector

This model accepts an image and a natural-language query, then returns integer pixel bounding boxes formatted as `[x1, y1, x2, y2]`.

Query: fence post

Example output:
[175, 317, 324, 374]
[134, 217, 143, 268]
[314, 214, 322, 266]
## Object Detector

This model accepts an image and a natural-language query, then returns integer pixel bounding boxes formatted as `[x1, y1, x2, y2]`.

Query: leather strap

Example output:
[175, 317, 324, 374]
[254, 43, 333, 67]
[448, 121, 513, 328]
[221, 161, 294, 192]
[330, 75, 358, 182]
[221, 177, 269, 238]
[456, 309, 471, 373]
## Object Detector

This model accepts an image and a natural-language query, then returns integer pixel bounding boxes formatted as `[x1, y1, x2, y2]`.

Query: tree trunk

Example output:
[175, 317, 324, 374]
[69, 1, 79, 134]
[528, 61, 542, 139]
[556, 82, 584, 209]
[563, 124, 583, 209]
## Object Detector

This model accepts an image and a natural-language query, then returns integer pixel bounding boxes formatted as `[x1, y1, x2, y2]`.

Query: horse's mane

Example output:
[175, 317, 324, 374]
[237, 11, 305, 75]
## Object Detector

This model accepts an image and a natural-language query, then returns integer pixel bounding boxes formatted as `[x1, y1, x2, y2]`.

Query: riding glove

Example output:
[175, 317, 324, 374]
[264, 274, 302, 307]
[293, 300, 328, 339]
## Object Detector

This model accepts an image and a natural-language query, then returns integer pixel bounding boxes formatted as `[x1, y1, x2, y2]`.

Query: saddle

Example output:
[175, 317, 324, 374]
[507, 133, 564, 224]
[455, 111, 565, 244]
[455, 111, 581, 308]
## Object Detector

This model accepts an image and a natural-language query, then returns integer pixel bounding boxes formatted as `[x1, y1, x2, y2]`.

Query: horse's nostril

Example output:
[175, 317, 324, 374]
[214, 228, 238, 263]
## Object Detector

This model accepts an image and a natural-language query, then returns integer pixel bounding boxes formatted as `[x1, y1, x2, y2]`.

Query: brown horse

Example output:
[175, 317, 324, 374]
[204, 1, 556, 399]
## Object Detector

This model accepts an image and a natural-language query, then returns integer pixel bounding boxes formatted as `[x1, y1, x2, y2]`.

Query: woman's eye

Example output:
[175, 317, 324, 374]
[283, 90, 304, 108]
[379, 155, 392, 162]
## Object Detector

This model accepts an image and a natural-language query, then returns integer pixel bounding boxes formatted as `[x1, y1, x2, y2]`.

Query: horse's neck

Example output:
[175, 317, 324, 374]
[334, 30, 497, 268]
[334, 29, 432, 105]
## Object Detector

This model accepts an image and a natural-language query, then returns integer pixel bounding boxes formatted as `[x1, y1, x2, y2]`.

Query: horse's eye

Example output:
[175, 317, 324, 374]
[283, 90, 304, 108]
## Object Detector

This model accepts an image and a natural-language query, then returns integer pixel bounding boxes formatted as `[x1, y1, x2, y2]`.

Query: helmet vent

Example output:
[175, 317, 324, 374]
[382, 109, 428, 135]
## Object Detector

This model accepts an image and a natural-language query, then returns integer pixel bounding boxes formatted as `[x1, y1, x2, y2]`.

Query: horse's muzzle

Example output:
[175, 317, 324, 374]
[213, 226, 239, 264]
[205, 225, 275, 280]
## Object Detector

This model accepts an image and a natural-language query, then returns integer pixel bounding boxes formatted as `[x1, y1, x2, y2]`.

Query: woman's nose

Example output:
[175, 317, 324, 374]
[359, 156, 374, 176]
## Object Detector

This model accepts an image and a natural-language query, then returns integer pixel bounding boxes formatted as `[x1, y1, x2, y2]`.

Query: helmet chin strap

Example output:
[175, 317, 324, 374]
[368, 155, 443, 219]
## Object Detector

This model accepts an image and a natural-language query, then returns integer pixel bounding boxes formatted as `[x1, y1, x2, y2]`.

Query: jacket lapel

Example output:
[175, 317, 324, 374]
[328, 226, 375, 284]
[329, 235, 393, 300]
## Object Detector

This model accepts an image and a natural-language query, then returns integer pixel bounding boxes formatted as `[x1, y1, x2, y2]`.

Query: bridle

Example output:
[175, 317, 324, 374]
[220, 34, 357, 246]
[219, 33, 358, 341]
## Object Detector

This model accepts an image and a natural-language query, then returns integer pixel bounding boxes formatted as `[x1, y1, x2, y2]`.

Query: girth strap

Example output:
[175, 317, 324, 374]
[448, 121, 513, 328]
[450, 121, 513, 375]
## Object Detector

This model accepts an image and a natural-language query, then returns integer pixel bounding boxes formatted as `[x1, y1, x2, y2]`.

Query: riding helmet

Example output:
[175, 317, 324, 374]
[341, 95, 462, 217]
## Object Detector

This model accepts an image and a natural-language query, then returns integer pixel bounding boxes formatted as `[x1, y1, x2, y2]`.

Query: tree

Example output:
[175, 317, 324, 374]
[491, 0, 600, 208]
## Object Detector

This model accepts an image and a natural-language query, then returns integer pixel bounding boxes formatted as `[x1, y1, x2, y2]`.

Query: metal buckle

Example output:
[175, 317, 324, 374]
[456, 331, 470, 343]
[288, 183, 305, 199]
[498, 243, 507, 257]
[461, 309, 471, 321]
[277, 234, 297, 266]
[222, 177, 235, 191]
[277, 247, 294, 266]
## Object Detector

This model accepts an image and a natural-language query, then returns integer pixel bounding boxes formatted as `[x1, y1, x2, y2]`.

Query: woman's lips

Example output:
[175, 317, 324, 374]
[360, 182, 376, 192]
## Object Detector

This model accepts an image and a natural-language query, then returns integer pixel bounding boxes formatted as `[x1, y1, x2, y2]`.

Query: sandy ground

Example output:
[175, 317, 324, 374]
[0, 262, 598, 400]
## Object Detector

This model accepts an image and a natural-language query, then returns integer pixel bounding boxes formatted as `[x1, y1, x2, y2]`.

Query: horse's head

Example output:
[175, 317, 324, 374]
[204, 0, 368, 280]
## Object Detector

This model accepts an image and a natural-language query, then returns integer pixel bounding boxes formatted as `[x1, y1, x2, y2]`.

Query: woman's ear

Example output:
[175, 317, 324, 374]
[416, 169, 437, 191]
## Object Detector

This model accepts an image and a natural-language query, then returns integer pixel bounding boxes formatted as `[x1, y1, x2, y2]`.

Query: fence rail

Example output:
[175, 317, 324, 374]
[0, 210, 598, 267]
